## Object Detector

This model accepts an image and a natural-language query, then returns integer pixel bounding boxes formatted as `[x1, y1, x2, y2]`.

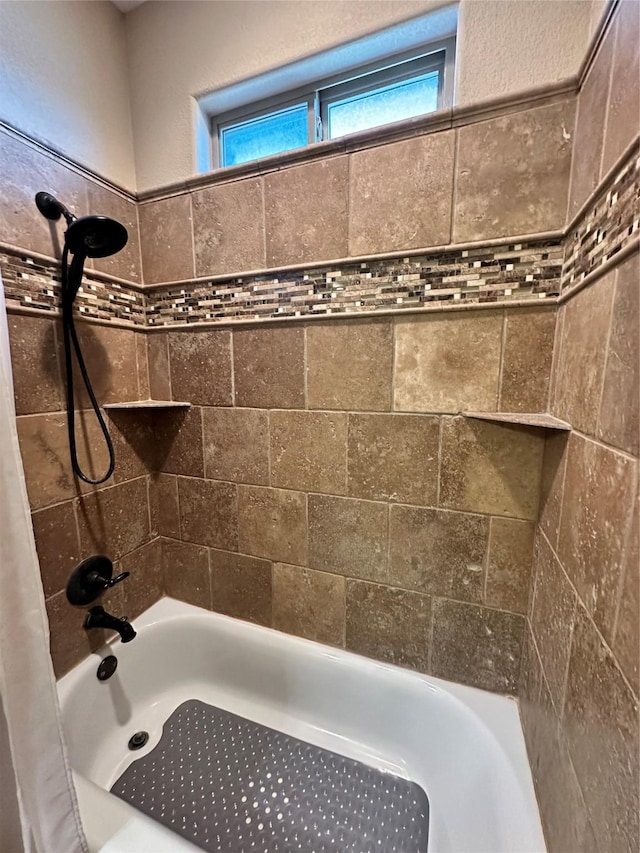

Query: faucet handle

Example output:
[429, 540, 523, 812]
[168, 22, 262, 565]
[87, 570, 130, 589]
[67, 556, 128, 606]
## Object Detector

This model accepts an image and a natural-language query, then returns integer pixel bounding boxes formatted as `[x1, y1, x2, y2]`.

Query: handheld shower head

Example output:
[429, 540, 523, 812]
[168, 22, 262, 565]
[65, 215, 128, 258]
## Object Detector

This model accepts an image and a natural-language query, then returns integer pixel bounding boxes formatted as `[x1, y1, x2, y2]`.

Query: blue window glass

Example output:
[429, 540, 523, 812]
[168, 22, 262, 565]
[326, 71, 439, 139]
[220, 103, 308, 167]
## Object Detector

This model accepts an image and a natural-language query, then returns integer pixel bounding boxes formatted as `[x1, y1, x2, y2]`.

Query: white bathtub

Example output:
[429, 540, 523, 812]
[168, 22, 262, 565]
[57, 597, 545, 853]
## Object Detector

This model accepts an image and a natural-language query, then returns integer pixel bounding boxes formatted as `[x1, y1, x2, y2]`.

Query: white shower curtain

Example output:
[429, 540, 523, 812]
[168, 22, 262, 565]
[0, 275, 87, 853]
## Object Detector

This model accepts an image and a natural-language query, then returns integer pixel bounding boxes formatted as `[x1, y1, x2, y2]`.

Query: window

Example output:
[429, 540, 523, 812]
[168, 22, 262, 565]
[210, 41, 454, 169]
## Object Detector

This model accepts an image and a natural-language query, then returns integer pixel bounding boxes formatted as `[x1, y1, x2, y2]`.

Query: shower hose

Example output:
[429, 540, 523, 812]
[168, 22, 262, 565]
[60, 245, 115, 484]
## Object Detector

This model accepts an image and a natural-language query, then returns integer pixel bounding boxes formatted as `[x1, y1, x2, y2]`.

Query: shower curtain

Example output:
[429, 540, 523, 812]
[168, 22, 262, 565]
[0, 274, 87, 853]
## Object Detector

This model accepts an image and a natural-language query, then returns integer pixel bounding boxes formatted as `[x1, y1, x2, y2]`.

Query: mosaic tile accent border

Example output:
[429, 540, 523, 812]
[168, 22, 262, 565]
[562, 150, 639, 295]
[0, 252, 146, 326]
[145, 242, 563, 325]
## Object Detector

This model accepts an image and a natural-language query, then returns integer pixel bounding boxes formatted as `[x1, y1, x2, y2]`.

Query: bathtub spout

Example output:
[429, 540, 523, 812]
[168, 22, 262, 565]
[85, 606, 136, 643]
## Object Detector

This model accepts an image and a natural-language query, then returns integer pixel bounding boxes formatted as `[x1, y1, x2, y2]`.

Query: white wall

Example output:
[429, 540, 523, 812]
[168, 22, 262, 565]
[0, 0, 136, 189]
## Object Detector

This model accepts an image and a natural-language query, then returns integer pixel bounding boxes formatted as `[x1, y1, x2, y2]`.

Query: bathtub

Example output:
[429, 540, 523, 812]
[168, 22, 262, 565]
[57, 597, 545, 853]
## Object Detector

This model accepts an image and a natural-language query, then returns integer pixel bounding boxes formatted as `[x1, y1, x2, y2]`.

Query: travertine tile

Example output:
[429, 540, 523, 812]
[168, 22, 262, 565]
[271, 410, 347, 494]
[76, 477, 151, 560]
[553, 265, 614, 435]
[348, 414, 439, 505]
[193, 179, 265, 276]
[162, 538, 211, 609]
[537, 431, 569, 551]
[120, 538, 163, 619]
[439, 417, 544, 520]
[500, 308, 556, 412]
[264, 157, 348, 267]
[613, 497, 639, 696]
[32, 501, 81, 597]
[0, 130, 89, 258]
[454, 100, 575, 241]
[394, 312, 503, 413]
[135, 333, 150, 399]
[602, 0, 640, 174]
[345, 580, 430, 671]
[530, 532, 576, 711]
[389, 505, 488, 600]
[486, 517, 535, 614]
[563, 606, 639, 853]
[149, 473, 180, 539]
[568, 22, 615, 216]
[147, 333, 171, 400]
[233, 326, 304, 409]
[273, 564, 344, 646]
[308, 494, 388, 582]
[238, 486, 307, 566]
[210, 549, 272, 627]
[306, 320, 393, 411]
[87, 184, 141, 283]
[73, 322, 140, 405]
[168, 330, 232, 406]
[8, 315, 62, 415]
[348, 132, 454, 255]
[431, 599, 524, 693]
[204, 407, 269, 485]
[558, 433, 636, 641]
[107, 410, 154, 483]
[177, 477, 238, 551]
[139, 195, 193, 284]
[598, 253, 639, 456]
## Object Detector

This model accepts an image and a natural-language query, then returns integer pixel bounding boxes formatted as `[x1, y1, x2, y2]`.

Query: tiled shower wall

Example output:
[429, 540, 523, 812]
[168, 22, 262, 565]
[519, 2, 639, 851]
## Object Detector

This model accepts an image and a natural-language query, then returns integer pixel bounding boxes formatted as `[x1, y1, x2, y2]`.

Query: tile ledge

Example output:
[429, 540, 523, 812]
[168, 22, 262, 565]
[461, 412, 572, 430]
[103, 400, 191, 410]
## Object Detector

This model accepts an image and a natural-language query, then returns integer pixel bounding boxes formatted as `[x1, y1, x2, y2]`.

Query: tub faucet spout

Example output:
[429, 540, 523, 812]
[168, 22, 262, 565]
[85, 606, 136, 643]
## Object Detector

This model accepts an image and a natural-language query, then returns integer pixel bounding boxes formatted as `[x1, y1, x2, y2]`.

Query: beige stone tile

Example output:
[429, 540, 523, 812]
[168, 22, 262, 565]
[204, 407, 269, 485]
[431, 599, 524, 693]
[348, 413, 439, 505]
[32, 501, 81, 597]
[308, 494, 388, 583]
[306, 320, 393, 411]
[273, 564, 344, 646]
[72, 322, 139, 405]
[169, 329, 232, 406]
[162, 538, 211, 609]
[530, 532, 577, 711]
[613, 496, 639, 696]
[348, 132, 454, 255]
[454, 100, 575, 241]
[563, 606, 639, 853]
[537, 431, 569, 551]
[558, 433, 636, 642]
[147, 333, 171, 400]
[0, 130, 89, 258]
[120, 538, 164, 619]
[233, 326, 304, 409]
[500, 308, 556, 413]
[135, 333, 150, 399]
[569, 23, 615, 216]
[177, 477, 238, 551]
[271, 410, 347, 494]
[107, 410, 154, 483]
[345, 580, 430, 671]
[87, 184, 141, 283]
[238, 485, 307, 566]
[439, 416, 544, 520]
[139, 195, 193, 284]
[389, 505, 489, 600]
[193, 179, 265, 276]
[394, 312, 503, 413]
[486, 517, 535, 614]
[264, 157, 348, 266]
[210, 549, 272, 627]
[598, 253, 639, 456]
[8, 315, 62, 415]
[149, 473, 180, 539]
[76, 477, 151, 560]
[602, 0, 640, 174]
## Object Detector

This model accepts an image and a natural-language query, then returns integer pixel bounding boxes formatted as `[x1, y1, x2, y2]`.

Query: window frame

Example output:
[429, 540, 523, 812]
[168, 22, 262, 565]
[209, 38, 455, 169]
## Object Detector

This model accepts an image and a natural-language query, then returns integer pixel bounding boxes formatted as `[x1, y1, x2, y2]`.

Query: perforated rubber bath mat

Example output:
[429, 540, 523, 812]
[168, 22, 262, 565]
[111, 699, 429, 853]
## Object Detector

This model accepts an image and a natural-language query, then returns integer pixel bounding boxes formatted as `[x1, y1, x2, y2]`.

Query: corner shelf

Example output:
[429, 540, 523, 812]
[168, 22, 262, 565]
[104, 400, 191, 410]
[462, 412, 571, 431]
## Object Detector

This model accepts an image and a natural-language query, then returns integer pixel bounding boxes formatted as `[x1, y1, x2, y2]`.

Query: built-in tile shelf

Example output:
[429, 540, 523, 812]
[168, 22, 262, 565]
[103, 400, 191, 410]
[462, 412, 572, 430]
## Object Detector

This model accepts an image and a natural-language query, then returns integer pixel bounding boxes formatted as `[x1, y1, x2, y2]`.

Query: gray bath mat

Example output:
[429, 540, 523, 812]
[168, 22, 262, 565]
[111, 699, 429, 852]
